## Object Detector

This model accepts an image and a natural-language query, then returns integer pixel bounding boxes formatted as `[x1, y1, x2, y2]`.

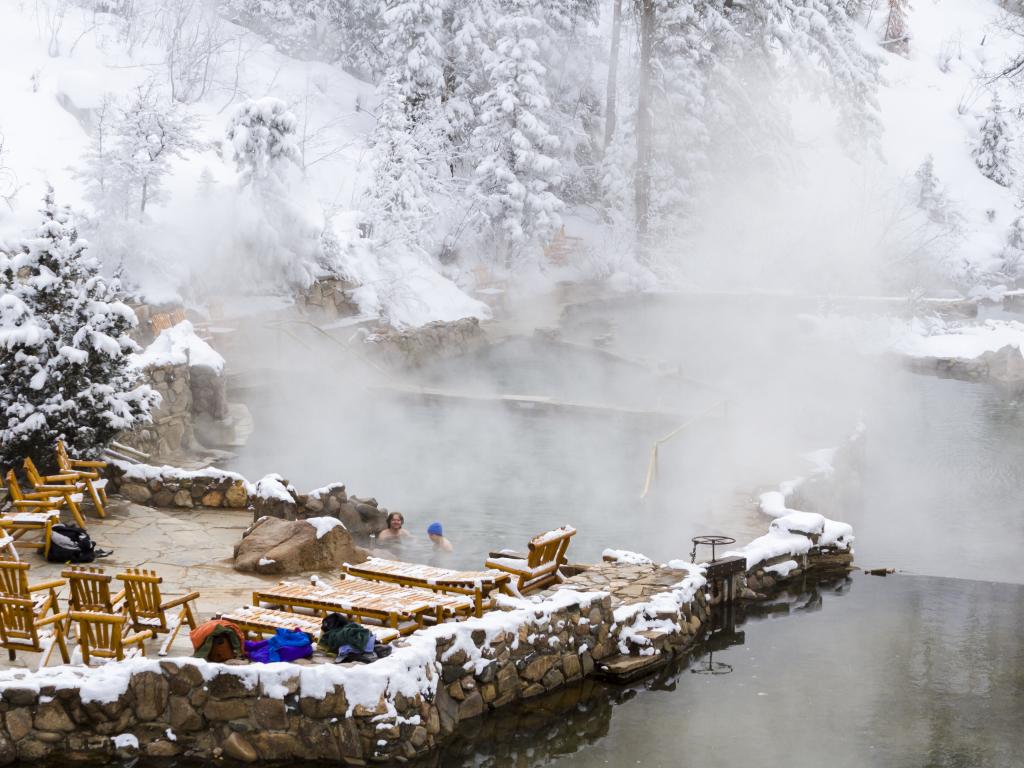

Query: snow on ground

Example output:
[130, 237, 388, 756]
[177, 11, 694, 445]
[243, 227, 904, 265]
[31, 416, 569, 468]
[803, 312, 1024, 361]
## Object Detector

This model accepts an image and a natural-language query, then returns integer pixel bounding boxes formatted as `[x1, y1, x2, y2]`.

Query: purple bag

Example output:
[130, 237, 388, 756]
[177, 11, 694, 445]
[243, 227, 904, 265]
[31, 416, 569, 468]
[245, 628, 313, 663]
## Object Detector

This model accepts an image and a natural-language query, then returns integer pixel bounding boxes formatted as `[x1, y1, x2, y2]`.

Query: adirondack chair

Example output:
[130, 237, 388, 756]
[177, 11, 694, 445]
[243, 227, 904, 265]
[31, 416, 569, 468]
[0, 560, 65, 617]
[117, 568, 199, 656]
[70, 611, 153, 665]
[484, 526, 577, 595]
[0, 595, 70, 667]
[150, 312, 173, 336]
[23, 458, 87, 528]
[1, 471, 60, 558]
[62, 567, 125, 640]
[55, 440, 108, 518]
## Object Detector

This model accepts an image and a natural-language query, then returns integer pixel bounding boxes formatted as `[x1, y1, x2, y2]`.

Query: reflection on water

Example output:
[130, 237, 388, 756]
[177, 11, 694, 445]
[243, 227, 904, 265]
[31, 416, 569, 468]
[418, 575, 1024, 768]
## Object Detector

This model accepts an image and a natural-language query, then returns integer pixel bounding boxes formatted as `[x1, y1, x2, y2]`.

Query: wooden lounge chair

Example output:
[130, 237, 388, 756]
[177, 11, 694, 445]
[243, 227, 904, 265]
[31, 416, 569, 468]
[0, 595, 70, 668]
[485, 525, 577, 595]
[55, 440, 108, 518]
[0, 560, 65, 617]
[253, 577, 473, 636]
[117, 568, 199, 656]
[1, 471, 60, 558]
[70, 611, 153, 665]
[342, 558, 512, 617]
[23, 458, 87, 528]
[218, 605, 399, 645]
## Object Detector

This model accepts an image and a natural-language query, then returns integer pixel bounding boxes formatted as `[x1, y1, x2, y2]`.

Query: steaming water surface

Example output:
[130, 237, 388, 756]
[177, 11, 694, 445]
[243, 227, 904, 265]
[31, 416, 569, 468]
[428, 575, 1024, 768]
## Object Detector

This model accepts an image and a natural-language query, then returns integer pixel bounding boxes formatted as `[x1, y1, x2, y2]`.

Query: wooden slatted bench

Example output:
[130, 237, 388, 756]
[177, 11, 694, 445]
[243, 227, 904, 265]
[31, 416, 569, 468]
[219, 605, 399, 645]
[341, 558, 512, 617]
[485, 525, 577, 595]
[252, 578, 473, 636]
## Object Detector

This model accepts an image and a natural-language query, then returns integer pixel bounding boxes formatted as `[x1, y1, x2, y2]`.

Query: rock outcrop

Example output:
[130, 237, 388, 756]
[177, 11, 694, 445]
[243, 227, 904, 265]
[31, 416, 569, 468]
[233, 516, 367, 575]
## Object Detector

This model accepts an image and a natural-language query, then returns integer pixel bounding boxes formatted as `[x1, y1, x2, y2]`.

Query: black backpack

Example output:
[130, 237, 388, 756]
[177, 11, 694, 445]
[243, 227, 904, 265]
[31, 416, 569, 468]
[46, 524, 97, 564]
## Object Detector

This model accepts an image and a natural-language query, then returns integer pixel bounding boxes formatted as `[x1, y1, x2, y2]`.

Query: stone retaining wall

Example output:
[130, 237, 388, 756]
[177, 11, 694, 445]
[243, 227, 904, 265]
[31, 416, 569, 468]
[299, 277, 360, 318]
[252, 476, 389, 536]
[364, 317, 487, 370]
[0, 592, 615, 765]
[117, 363, 194, 458]
[106, 464, 250, 510]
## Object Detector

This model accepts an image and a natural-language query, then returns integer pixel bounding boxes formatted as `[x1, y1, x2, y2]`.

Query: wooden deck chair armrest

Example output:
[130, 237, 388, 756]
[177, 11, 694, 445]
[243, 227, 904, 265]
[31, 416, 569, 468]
[69, 459, 107, 469]
[484, 560, 531, 577]
[28, 579, 67, 593]
[111, 588, 127, 605]
[41, 473, 80, 483]
[487, 550, 526, 560]
[161, 592, 201, 609]
[124, 629, 155, 644]
[36, 612, 69, 627]
[10, 499, 61, 508]
[28, 484, 80, 493]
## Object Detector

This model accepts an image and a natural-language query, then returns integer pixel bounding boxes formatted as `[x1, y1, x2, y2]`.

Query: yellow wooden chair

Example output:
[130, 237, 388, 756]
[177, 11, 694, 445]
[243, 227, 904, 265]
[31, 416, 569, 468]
[117, 568, 199, 656]
[62, 566, 125, 614]
[0, 560, 65, 617]
[23, 458, 87, 528]
[70, 611, 152, 665]
[1, 471, 59, 559]
[55, 440, 108, 518]
[485, 525, 577, 595]
[0, 595, 70, 668]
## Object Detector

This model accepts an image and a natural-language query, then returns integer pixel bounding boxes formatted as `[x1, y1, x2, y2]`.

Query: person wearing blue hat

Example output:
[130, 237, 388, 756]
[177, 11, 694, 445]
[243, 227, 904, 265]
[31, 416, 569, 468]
[427, 522, 453, 552]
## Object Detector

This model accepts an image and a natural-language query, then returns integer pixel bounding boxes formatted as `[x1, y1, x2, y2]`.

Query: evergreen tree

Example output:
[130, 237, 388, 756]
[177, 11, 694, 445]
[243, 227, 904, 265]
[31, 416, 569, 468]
[365, 75, 441, 247]
[380, 0, 447, 119]
[973, 94, 1013, 187]
[226, 98, 325, 288]
[0, 188, 157, 470]
[471, 0, 562, 256]
[882, 0, 910, 55]
[1001, 215, 1024, 280]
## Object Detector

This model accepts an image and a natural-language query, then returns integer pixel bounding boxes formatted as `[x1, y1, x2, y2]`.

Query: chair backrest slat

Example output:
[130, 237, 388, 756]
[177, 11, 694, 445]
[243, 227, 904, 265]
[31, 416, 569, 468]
[0, 561, 31, 598]
[64, 567, 115, 613]
[119, 568, 164, 624]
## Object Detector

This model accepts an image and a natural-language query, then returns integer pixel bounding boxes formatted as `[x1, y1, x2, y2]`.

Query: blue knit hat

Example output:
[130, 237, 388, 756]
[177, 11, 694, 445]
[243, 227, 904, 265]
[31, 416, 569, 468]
[427, 522, 443, 536]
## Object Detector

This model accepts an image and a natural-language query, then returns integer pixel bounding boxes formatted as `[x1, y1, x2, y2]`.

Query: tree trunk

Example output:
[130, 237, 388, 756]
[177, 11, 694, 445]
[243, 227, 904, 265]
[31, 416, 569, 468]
[603, 0, 623, 153]
[635, 0, 655, 247]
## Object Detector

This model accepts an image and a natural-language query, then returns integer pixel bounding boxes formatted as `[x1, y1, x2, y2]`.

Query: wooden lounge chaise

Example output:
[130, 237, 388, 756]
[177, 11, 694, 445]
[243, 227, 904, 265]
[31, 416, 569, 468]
[341, 558, 512, 617]
[218, 605, 400, 645]
[252, 577, 474, 636]
[23, 458, 88, 528]
[485, 525, 577, 595]
[55, 440, 109, 518]
[1, 471, 61, 559]
[117, 568, 200, 656]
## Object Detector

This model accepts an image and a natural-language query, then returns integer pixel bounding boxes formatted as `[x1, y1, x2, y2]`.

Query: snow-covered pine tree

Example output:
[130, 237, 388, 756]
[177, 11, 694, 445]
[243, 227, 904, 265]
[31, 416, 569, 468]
[973, 94, 1013, 187]
[471, 0, 562, 257]
[226, 97, 325, 287]
[1001, 215, 1024, 281]
[365, 75, 441, 246]
[915, 154, 957, 225]
[0, 188, 157, 470]
[882, 0, 910, 55]
[380, 0, 447, 119]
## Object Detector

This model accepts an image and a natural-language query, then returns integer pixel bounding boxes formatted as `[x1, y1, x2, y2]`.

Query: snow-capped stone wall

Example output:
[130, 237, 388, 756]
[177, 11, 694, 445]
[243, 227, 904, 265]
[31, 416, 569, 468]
[365, 316, 487, 369]
[117, 362, 195, 458]
[299, 277, 360, 317]
[0, 591, 616, 765]
[252, 474, 391, 536]
[106, 462, 250, 510]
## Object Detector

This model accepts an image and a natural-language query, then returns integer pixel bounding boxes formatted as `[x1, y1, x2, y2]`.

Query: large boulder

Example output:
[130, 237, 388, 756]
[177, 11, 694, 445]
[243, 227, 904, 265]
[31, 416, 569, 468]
[233, 517, 368, 575]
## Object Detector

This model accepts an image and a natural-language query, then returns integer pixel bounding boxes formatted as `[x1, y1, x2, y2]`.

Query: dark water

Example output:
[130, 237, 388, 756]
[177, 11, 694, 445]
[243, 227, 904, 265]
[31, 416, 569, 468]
[423, 575, 1024, 768]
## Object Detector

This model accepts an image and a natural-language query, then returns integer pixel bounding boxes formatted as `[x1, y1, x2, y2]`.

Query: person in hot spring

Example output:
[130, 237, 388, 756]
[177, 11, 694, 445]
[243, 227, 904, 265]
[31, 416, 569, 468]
[377, 511, 410, 542]
[427, 522, 453, 552]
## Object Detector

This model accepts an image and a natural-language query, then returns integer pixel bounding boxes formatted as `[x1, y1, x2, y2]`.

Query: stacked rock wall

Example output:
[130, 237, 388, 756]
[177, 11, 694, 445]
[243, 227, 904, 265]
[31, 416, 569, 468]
[117, 363, 194, 458]
[299, 277, 361, 317]
[189, 365, 229, 420]
[251, 475, 389, 536]
[106, 463, 249, 510]
[0, 593, 614, 765]
[365, 317, 487, 369]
